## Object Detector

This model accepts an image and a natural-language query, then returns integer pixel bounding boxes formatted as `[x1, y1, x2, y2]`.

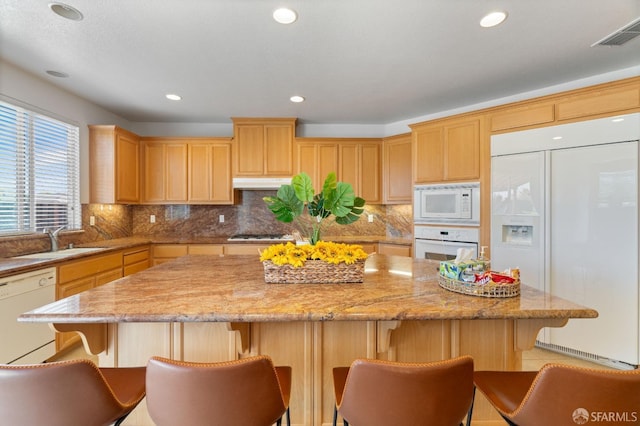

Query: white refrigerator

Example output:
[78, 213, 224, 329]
[491, 112, 640, 367]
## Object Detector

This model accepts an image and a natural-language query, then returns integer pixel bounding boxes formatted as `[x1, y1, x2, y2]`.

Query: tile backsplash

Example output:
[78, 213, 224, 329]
[0, 190, 412, 257]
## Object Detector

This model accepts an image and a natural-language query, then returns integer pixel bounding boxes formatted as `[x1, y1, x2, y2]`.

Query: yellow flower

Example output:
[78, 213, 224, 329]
[261, 241, 368, 268]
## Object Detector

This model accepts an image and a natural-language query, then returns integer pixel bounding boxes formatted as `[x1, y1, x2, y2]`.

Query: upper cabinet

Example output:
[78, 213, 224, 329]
[232, 118, 296, 177]
[411, 117, 480, 183]
[339, 140, 381, 204]
[89, 125, 140, 204]
[188, 140, 233, 204]
[296, 138, 381, 203]
[141, 139, 188, 203]
[295, 139, 339, 191]
[382, 133, 412, 204]
[141, 138, 233, 205]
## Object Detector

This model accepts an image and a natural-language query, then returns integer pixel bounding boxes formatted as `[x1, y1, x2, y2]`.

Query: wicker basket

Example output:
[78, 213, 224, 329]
[438, 275, 520, 298]
[263, 259, 365, 283]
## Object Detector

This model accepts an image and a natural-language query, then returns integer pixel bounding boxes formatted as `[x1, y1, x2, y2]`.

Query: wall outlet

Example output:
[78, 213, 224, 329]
[150, 214, 156, 223]
[219, 214, 225, 223]
[89, 216, 95, 226]
[367, 214, 374, 223]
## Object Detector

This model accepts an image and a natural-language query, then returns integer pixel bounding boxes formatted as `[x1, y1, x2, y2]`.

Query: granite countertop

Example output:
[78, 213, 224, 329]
[0, 235, 412, 278]
[20, 254, 597, 323]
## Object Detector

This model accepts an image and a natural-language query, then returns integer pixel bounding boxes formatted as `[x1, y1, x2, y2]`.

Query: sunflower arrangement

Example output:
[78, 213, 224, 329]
[260, 241, 368, 268]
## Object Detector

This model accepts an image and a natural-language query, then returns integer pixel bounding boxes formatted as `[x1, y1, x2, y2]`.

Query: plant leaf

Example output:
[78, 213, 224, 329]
[321, 172, 338, 200]
[263, 186, 303, 222]
[292, 172, 314, 202]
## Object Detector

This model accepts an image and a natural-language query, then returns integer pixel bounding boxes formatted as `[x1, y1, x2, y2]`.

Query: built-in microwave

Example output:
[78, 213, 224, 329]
[414, 182, 480, 225]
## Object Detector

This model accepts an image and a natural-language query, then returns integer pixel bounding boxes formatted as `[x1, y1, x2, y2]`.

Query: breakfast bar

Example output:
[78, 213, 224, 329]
[20, 254, 597, 426]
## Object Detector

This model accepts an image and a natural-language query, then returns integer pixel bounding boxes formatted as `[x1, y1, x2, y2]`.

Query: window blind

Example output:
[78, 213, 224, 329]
[0, 100, 80, 234]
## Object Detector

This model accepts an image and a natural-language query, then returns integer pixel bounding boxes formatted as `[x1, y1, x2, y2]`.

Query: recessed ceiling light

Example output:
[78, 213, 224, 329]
[49, 2, 84, 21]
[552, 136, 563, 140]
[273, 8, 297, 24]
[290, 95, 305, 103]
[480, 11, 507, 28]
[166, 94, 182, 101]
[612, 117, 625, 122]
[46, 70, 69, 78]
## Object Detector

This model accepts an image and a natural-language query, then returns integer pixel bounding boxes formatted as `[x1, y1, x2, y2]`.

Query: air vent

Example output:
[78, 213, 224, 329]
[592, 17, 640, 46]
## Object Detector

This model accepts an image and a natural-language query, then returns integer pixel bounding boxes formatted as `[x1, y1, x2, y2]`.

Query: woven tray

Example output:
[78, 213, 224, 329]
[263, 259, 365, 283]
[438, 275, 520, 298]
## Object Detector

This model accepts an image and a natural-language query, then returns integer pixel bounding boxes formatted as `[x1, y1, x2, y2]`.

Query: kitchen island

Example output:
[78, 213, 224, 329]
[20, 254, 597, 426]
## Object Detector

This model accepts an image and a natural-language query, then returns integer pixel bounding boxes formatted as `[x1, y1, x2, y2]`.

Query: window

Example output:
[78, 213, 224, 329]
[0, 100, 80, 234]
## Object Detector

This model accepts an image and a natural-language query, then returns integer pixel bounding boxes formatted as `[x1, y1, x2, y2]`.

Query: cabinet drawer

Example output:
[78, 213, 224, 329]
[188, 245, 224, 255]
[123, 247, 150, 265]
[124, 260, 149, 276]
[96, 268, 123, 287]
[224, 244, 270, 255]
[153, 245, 188, 258]
[58, 252, 122, 284]
[378, 243, 411, 257]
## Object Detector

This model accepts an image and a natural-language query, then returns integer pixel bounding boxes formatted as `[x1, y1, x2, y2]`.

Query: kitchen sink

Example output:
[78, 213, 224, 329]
[15, 247, 105, 259]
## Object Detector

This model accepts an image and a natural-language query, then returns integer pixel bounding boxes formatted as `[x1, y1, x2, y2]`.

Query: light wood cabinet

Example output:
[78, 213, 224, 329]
[490, 103, 555, 132]
[556, 84, 640, 121]
[152, 244, 188, 265]
[232, 118, 296, 177]
[123, 246, 150, 276]
[382, 133, 412, 204]
[188, 140, 233, 204]
[89, 125, 140, 204]
[188, 245, 224, 255]
[378, 243, 411, 257]
[142, 138, 232, 205]
[338, 140, 382, 204]
[141, 140, 188, 203]
[295, 139, 340, 191]
[56, 251, 123, 349]
[223, 244, 270, 256]
[412, 117, 480, 183]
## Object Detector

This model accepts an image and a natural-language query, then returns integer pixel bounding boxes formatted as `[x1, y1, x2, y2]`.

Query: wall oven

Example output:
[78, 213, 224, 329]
[414, 182, 480, 226]
[414, 226, 479, 261]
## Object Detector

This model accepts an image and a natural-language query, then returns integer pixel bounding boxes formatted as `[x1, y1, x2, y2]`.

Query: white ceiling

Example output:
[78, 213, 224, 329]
[1, 0, 640, 126]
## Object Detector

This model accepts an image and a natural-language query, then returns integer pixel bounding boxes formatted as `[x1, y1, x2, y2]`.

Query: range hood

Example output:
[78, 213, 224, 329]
[232, 177, 292, 190]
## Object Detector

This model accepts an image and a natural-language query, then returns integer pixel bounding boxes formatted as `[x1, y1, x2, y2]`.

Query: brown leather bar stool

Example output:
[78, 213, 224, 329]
[470, 363, 640, 426]
[0, 359, 146, 426]
[146, 355, 292, 426]
[332, 355, 474, 426]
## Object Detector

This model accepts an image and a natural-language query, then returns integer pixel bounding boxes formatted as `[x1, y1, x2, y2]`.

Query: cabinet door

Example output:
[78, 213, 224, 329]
[210, 143, 233, 203]
[339, 144, 359, 193]
[165, 144, 188, 202]
[115, 131, 140, 203]
[264, 124, 294, 176]
[296, 142, 339, 192]
[235, 125, 264, 175]
[413, 119, 480, 183]
[143, 141, 188, 203]
[414, 127, 444, 183]
[445, 120, 480, 181]
[339, 142, 381, 203]
[360, 143, 381, 204]
[383, 135, 412, 203]
[143, 142, 166, 202]
[188, 142, 233, 204]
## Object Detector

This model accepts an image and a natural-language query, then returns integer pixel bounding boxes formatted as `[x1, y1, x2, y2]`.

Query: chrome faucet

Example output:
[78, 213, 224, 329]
[44, 226, 66, 252]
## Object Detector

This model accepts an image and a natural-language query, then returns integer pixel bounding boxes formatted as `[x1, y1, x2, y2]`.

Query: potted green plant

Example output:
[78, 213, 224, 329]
[263, 172, 366, 245]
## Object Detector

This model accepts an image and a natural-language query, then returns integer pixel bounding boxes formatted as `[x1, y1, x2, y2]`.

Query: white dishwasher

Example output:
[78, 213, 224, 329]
[0, 267, 56, 364]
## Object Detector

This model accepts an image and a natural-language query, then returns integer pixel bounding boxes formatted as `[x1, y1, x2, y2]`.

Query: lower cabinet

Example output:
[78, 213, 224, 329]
[377, 243, 411, 257]
[56, 252, 123, 350]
